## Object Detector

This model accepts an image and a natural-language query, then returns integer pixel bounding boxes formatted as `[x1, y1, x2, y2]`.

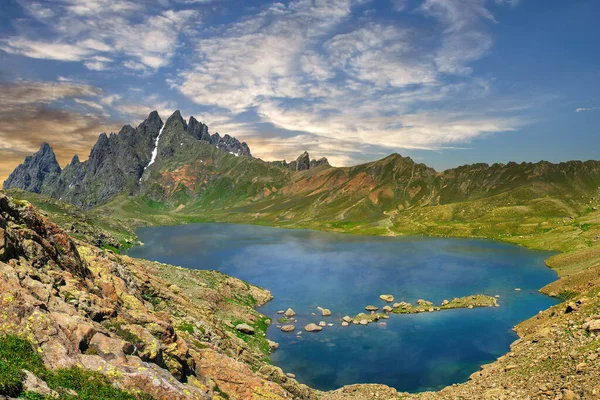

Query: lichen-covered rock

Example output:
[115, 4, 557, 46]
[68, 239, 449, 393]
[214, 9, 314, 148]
[0, 192, 302, 399]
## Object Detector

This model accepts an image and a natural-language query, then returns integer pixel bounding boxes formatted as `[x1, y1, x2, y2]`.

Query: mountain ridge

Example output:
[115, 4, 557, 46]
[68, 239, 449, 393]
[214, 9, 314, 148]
[4, 110, 600, 247]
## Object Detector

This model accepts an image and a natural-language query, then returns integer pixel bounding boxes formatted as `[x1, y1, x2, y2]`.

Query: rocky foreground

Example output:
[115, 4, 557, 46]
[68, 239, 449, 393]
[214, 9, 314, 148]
[1, 190, 600, 399]
[0, 192, 313, 399]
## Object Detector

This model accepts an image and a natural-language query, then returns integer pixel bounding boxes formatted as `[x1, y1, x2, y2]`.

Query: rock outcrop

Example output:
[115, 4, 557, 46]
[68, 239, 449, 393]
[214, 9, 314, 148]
[0, 192, 314, 399]
[270, 152, 330, 172]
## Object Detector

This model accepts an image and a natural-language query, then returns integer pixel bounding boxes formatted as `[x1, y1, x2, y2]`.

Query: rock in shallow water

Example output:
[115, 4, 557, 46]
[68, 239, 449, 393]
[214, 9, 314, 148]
[305, 323, 323, 332]
[284, 308, 296, 317]
[281, 325, 295, 332]
[379, 294, 394, 302]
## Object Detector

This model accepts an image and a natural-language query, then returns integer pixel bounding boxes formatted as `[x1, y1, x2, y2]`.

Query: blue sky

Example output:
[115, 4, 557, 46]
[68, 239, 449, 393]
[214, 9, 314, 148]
[0, 0, 598, 180]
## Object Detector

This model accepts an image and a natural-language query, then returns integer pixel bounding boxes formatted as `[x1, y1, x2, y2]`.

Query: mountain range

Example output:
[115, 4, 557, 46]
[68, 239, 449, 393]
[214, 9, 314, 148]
[4, 110, 600, 248]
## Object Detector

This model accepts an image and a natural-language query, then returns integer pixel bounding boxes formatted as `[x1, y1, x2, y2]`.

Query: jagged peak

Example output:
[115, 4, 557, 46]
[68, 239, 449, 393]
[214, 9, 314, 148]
[70, 155, 80, 165]
[39, 142, 53, 153]
[147, 110, 160, 121]
[165, 110, 187, 130]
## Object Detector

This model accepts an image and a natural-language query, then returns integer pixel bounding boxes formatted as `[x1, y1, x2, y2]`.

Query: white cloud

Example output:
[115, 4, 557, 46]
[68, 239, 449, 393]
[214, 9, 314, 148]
[576, 107, 600, 113]
[172, 0, 523, 165]
[3, 0, 200, 72]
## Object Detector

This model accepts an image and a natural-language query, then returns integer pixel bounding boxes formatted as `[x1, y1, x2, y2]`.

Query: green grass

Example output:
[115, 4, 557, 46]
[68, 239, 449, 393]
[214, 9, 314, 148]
[0, 335, 151, 399]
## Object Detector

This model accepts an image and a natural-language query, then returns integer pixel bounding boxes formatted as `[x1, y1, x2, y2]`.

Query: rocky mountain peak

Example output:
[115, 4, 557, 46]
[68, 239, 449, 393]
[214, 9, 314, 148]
[3, 142, 62, 193]
[70, 155, 80, 165]
[270, 152, 330, 172]
[166, 110, 187, 130]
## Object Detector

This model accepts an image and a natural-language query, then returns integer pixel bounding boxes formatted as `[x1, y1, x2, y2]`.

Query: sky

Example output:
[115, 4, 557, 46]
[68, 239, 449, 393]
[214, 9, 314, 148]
[0, 0, 599, 182]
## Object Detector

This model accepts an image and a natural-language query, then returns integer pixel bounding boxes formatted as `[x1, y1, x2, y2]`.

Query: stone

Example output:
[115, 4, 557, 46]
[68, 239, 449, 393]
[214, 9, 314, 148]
[379, 294, 394, 302]
[563, 389, 580, 400]
[276, 310, 285, 314]
[565, 302, 578, 313]
[280, 325, 295, 332]
[441, 299, 449, 306]
[284, 308, 296, 317]
[318, 321, 326, 327]
[576, 362, 587, 373]
[417, 299, 432, 306]
[23, 369, 59, 398]
[0, 228, 5, 259]
[382, 306, 393, 313]
[392, 303, 401, 308]
[342, 316, 352, 323]
[286, 373, 296, 378]
[359, 320, 368, 325]
[514, 288, 521, 291]
[304, 323, 322, 332]
[89, 333, 128, 361]
[268, 340, 279, 352]
[321, 308, 332, 316]
[365, 305, 379, 311]
[235, 323, 255, 335]
[342, 322, 349, 327]
[583, 319, 600, 332]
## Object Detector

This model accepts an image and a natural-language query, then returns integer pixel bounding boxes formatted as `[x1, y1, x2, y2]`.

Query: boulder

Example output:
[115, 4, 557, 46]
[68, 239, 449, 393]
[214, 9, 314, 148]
[268, 340, 279, 352]
[417, 299, 432, 306]
[383, 306, 393, 313]
[565, 302, 578, 314]
[365, 305, 379, 311]
[276, 310, 285, 314]
[379, 294, 394, 302]
[342, 316, 352, 323]
[89, 333, 128, 362]
[284, 308, 296, 317]
[359, 320, 368, 326]
[321, 308, 332, 317]
[341, 321, 349, 327]
[441, 299, 449, 306]
[23, 369, 59, 398]
[235, 323, 255, 335]
[318, 321, 326, 327]
[304, 323, 322, 332]
[583, 319, 600, 332]
[281, 325, 295, 332]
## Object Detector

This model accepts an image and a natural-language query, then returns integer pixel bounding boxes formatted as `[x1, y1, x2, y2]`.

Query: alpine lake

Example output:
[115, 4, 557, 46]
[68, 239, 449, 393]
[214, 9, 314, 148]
[126, 223, 559, 393]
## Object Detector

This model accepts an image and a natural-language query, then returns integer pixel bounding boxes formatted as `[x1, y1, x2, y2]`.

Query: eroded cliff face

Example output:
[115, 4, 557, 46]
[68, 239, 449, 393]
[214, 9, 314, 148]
[0, 192, 315, 399]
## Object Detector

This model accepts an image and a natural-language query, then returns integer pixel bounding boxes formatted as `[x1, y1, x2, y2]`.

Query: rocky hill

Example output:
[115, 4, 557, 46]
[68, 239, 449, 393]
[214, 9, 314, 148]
[0, 191, 321, 399]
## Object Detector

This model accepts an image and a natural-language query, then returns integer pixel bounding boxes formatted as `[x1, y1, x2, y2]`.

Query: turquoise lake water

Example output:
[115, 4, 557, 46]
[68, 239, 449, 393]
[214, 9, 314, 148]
[126, 223, 559, 393]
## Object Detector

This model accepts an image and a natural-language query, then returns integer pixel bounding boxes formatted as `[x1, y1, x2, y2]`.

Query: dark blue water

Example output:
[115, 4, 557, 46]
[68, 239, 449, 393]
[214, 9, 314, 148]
[126, 223, 559, 393]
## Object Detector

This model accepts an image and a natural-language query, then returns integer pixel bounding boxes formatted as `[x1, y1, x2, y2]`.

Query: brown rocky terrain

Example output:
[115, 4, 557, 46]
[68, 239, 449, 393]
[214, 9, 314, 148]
[2, 189, 600, 399]
[0, 192, 315, 399]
